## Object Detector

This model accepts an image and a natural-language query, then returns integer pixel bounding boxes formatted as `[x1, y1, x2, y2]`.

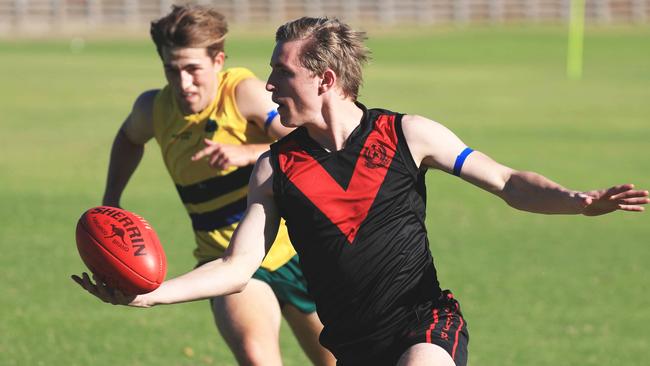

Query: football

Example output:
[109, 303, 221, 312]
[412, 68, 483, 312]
[75, 206, 167, 295]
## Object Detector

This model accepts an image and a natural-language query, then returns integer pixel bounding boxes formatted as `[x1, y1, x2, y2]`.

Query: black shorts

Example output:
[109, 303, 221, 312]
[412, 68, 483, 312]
[336, 290, 469, 366]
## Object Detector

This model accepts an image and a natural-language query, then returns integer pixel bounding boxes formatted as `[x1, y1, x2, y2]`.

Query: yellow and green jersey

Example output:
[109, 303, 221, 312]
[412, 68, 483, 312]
[152, 67, 295, 271]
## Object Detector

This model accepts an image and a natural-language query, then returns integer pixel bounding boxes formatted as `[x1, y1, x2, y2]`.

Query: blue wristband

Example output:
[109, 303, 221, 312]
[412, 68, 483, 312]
[452, 147, 474, 177]
[265, 109, 279, 130]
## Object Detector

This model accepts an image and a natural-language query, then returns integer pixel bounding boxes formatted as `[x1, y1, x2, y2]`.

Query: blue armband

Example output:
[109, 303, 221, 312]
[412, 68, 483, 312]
[452, 147, 474, 177]
[265, 109, 279, 131]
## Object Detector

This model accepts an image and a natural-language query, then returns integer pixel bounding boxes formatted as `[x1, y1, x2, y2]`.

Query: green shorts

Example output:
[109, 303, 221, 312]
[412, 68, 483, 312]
[199, 255, 316, 314]
[251, 255, 316, 314]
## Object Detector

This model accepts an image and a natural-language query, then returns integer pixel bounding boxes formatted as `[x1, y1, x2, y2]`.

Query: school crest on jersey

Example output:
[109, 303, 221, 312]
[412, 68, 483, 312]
[362, 142, 389, 168]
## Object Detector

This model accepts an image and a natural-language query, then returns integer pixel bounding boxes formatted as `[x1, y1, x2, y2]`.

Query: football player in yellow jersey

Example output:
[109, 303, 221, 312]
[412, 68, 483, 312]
[99, 5, 334, 366]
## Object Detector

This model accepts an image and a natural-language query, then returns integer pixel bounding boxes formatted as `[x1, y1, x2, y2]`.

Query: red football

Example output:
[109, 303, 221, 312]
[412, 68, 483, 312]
[75, 206, 167, 295]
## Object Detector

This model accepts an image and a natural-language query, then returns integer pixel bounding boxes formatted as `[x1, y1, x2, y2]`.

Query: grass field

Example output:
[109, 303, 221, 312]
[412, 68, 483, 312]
[1, 24, 649, 366]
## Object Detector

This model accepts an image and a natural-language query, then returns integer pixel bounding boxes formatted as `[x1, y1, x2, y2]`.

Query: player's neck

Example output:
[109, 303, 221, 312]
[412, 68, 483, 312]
[305, 99, 363, 152]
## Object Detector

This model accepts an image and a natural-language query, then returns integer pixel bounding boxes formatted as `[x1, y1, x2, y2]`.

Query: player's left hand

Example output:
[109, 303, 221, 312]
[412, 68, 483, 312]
[191, 138, 257, 170]
[578, 184, 649, 216]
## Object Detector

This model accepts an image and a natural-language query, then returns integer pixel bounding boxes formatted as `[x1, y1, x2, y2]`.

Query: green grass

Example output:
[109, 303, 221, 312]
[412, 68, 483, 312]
[1, 25, 649, 366]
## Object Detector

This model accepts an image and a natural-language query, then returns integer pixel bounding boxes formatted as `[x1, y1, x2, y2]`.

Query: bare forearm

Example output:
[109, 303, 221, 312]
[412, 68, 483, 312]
[135, 201, 274, 307]
[138, 161, 284, 308]
[133, 257, 250, 307]
[102, 129, 144, 206]
[500, 171, 584, 214]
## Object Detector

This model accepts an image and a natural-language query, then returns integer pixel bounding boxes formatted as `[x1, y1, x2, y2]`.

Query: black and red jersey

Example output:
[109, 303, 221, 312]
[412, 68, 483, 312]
[270, 103, 443, 357]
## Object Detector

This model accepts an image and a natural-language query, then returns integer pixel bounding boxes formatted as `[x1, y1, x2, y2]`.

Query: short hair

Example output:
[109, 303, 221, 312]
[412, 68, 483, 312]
[150, 4, 228, 59]
[275, 17, 370, 100]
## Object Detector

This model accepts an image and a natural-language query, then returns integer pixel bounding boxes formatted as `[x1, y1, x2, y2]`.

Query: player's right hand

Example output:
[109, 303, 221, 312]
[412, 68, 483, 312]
[71, 272, 136, 306]
[191, 138, 258, 170]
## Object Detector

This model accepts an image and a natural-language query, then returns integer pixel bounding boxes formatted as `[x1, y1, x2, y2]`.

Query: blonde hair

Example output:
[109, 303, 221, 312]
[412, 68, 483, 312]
[275, 17, 370, 100]
[150, 4, 228, 59]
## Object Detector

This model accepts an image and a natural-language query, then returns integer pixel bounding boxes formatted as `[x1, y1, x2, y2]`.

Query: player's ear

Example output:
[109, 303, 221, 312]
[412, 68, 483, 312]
[318, 69, 336, 94]
[211, 51, 225, 68]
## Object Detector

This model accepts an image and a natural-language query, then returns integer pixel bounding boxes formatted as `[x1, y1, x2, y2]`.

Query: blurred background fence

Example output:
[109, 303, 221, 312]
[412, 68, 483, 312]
[1, 0, 649, 34]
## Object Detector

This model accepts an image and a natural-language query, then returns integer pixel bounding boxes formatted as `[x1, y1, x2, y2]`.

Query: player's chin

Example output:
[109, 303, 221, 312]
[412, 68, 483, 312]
[177, 98, 203, 115]
[277, 110, 295, 127]
[279, 118, 296, 128]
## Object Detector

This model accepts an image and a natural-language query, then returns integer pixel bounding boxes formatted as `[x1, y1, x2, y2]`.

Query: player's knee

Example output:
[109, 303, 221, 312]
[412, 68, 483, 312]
[397, 343, 455, 366]
[232, 338, 280, 366]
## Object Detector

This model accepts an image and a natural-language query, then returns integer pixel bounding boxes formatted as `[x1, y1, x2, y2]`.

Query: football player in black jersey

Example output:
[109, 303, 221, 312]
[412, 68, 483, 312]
[74, 16, 649, 366]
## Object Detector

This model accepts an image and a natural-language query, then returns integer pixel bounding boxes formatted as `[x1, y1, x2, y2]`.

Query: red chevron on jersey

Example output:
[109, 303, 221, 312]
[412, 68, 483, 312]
[278, 115, 397, 244]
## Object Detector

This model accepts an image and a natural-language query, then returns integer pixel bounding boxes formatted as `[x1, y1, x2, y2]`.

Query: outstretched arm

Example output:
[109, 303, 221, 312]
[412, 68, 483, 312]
[73, 152, 281, 307]
[402, 115, 649, 215]
[102, 90, 158, 207]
